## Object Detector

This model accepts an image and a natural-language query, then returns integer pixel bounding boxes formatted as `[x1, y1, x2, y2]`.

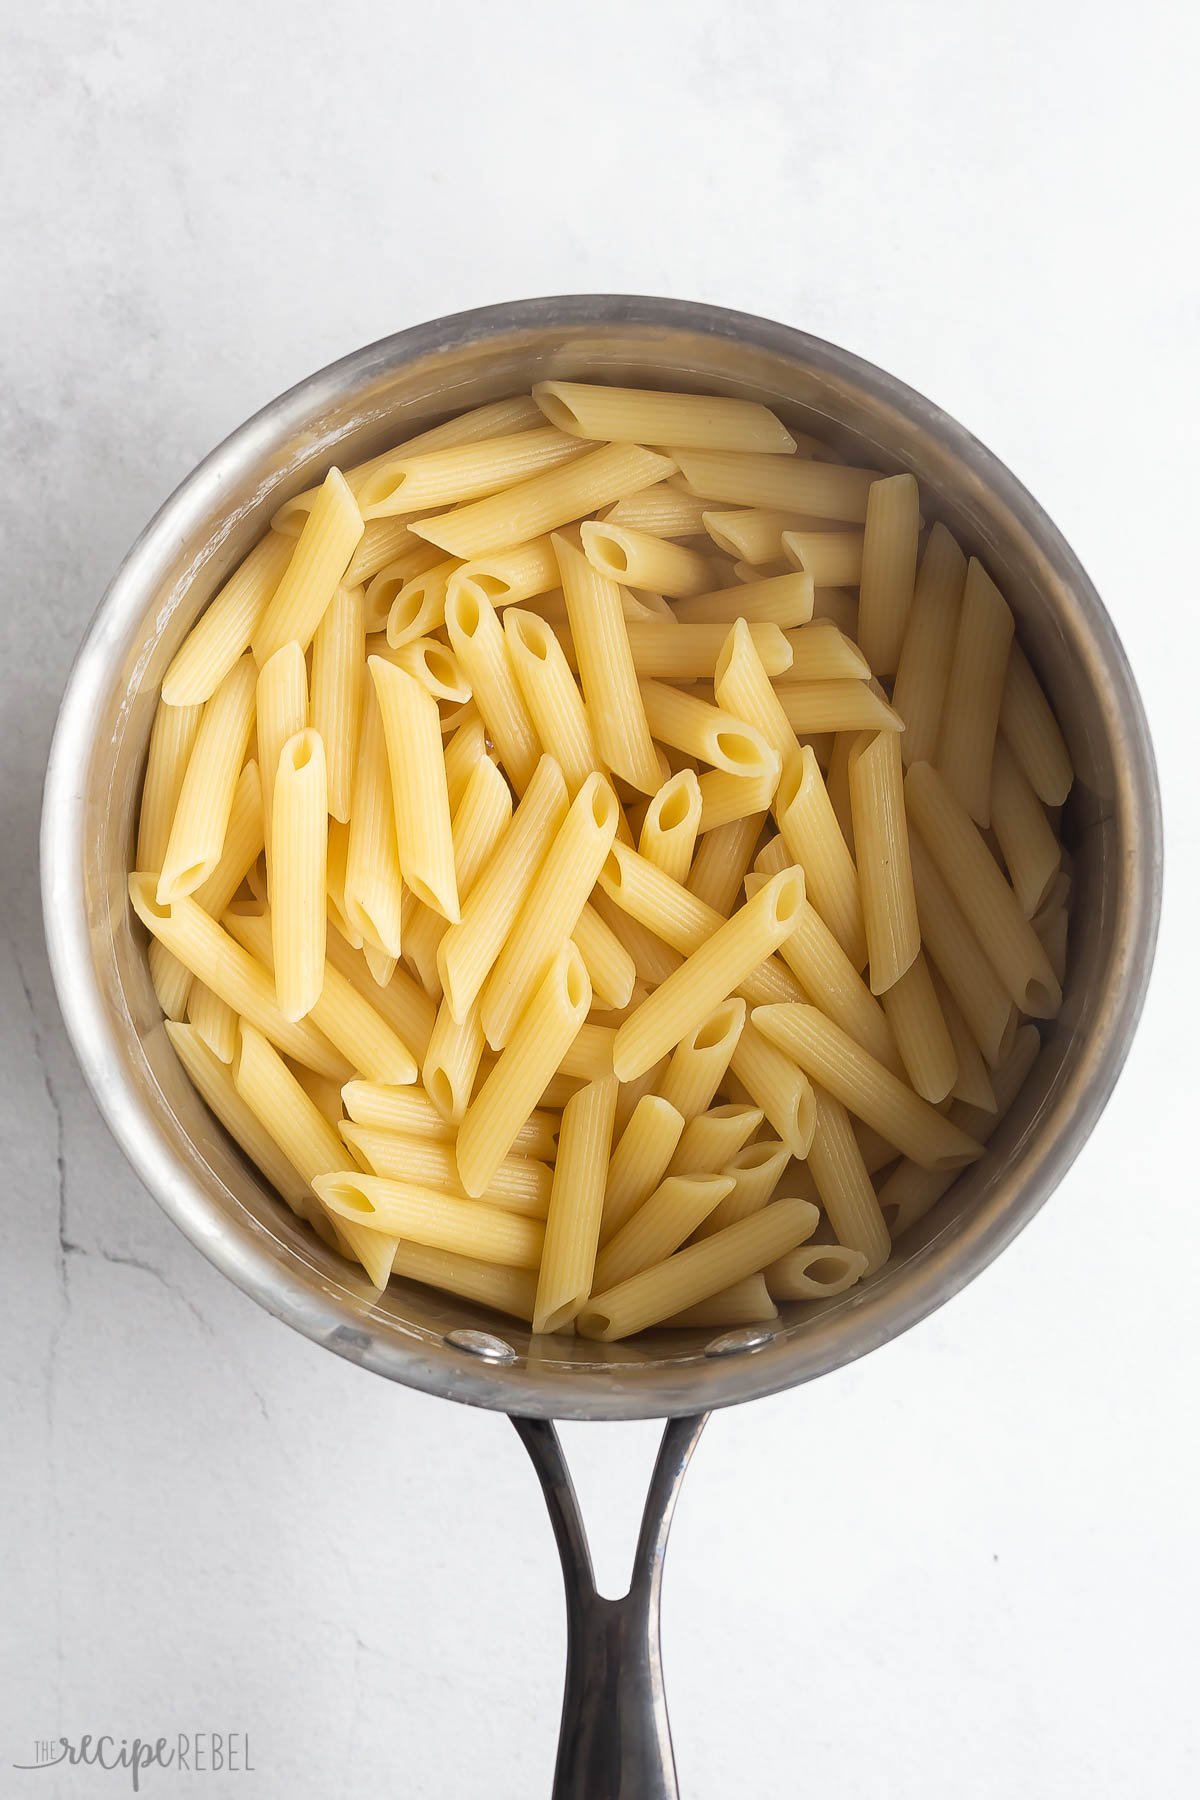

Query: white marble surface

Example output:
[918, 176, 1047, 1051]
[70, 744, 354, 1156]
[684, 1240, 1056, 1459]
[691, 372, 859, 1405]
[2, 2, 1198, 1795]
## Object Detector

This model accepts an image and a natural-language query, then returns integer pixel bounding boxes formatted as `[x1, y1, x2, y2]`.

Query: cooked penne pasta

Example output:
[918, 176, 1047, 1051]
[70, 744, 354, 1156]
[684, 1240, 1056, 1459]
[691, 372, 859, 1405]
[358, 427, 586, 518]
[847, 729, 919, 994]
[137, 698, 204, 874]
[999, 641, 1073, 806]
[601, 483, 714, 539]
[595, 1172, 736, 1293]
[775, 746, 867, 968]
[856, 474, 920, 677]
[342, 1079, 558, 1159]
[252, 468, 364, 665]
[339, 1122, 551, 1218]
[674, 451, 880, 521]
[382, 556, 459, 647]
[712, 617, 798, 768]
[352, 526, 443, 599]
[929, 964, 997, 1111]
[906, 826, 1014, 1067]
[162, 532, 294, 707]
[880, 952, 957, 1104]
[148, 936, 193, 1022]
[310, 584, 364, 823]
[580, 521, 724, 599]
[765, 1243, 868, 1302]
[692, 1139, 791, 1238]
[444, 581, 540, 791]
[255, 641, 308, 842]
[890, 522, 966, 767]
[270, 729, 328, 1021]
[782, 622, 871, 681]
[448, 535, 560, 610]
[388, 638, 471, 705]
[663, 1275, 779, 1327]
[600, 1094, 687, 1245]
[685, 814, 765, 915]
[658, 998, 746, 1119]
[672, 570, 815, 628]
[775, 680, 902, 736]
[572, 903, 637, 1013]
[315, 1171, 544, 1269]
[728, 1019, 816, 1158]
[504, 607, 601, 792]
[667, 1102, 761, 1176]
[533, 381, 797, 453]
[186, 979, 239, 1065]
[781, 531, 864, 588]
[555, 531, 662, 793]
[390, 1240, 537, 1323]
[343, 687, 404, 959]
[936, 557, 1014, 826]
[639, 678, 779, 777]
[157, 655, 258, 903]
[370, 657, 459, 921]
[696, 766, 779, 833]
[534, 1075, 618, 1333]
[324, 923, 436, 1061]
[441, 712, 488, 813]
[805, 1084, 891, 1272]
[639, 770, 702, 884]
[990, 736, 1062, 917]
[582, 619, 793, 680]
[704, 509, 821, 564]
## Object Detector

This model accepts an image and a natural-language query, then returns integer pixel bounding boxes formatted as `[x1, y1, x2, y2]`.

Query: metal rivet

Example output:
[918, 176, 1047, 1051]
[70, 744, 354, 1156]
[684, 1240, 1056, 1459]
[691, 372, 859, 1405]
[444, 1328, 517, 1364]
[704, 1326, 775, 1358]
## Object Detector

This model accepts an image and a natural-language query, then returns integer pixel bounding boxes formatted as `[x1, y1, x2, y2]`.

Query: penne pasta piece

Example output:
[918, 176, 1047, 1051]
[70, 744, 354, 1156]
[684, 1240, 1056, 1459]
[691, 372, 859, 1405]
[692, 1139, 791, 1238]
[252, 468, 364, 665]
[704, 509, 822, 564]
[342, 1079, 558, 1159]
[391, 1240, 537, 1322]
[891, 522, 967, 767]
[672, 570, 815, 628]
[936, 557, 1014, 826]
[856, 474, 920, 677]
[847, 729, 920, 994]
[686, 814, 766, 915]
[388, 638, 471, 705]
[930, 964, 997, 1111]
[775, 680, 902, 735]
[504, 607, 601, 793]
[601, 483, 713, 539]
[457, 942, 591, 1198]
[999, 641, 1073, 806]
[612, 869, 805, 1081]
[381, 555, 459, 646]
[667, 1102, 762, 1176]
[880, 952, 957, 1104]
[658, 998, 747, 1121]
[663, 1274, 779, 1327]
[370, 657, 459, 922]
[411, 443, 677, 560]
[600, 1095, 686, 1245]
[639, 770, 702, 884]
[806, 1085, 891, 1272]
[148, 936, 193, 1022]
[157, 655, 257, 903]
[555, 531, 662, 793]
[577, 1195, 818, 1340]
[728, 1019, 816, 1158]
[444, 579, 541, 792]
[557, 1021, 617, 1083]
[674, 451, 880, 521]
[811, 586, 860, 638]
[751, 1003, 982, 1170]
[310, 584, 364, 823]
[533, 381, 797, 453]
[315, 1171, 544, 1269]
[290, 1063, 347, 1128]
[591, 619, 794, 680]
[1036, 904, 1068, 989]
[780, 531, 864, 588]
[696, 765, 780, 834]
[824, 733, 856, 851]
[358, 427, 587, 518]
[256, 640, 308, 841]
[161, 533, 294, 706]
[191, 759, 265, 919]
[421, 996, 486, 1125]
[783, 622, 870, 681]
[324, 923, 436, 1063]
[343, 687, 404, 958]
[905, 761, 1061, 1018]
[270, 729, 328, 1021]
[580, 521, 724, 599]
[765, 1243, 868, 1302]
[481, 772, 620, 1049]
[990, 736, 1062, 917]
[906, 826, 1014, 1066]
[534, 1075, 619, 1333]
[137, 697, 204, 874]
[442, 713, 488, 815]
[573, 903, 637, 1013]
[448, 535, 560, 611]
[594, 1172, 735, 1293]
[352, 526, 443, 599]
[339, 1122, 551, 1218]
[776, 746, 867, 968]
[712, 616, 796, 772]
[639, 678, 779, 777]
[186, 979, 239, 1065]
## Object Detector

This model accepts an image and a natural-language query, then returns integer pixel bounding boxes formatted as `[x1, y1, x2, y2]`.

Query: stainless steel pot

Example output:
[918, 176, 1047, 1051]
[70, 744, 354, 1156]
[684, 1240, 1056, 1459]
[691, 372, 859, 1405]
[41, 297, 1161, 1799]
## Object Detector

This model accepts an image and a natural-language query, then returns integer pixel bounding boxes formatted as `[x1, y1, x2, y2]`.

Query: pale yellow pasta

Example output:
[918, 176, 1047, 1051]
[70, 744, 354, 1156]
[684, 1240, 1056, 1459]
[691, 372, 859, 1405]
[600, 1095, 686, 1245]
[573, 903, 637, 1013]
[165, 1022, 317, 1226]
[555, 1021, 615, 1082]
[672, 570, 814, 628]
[1036, 903, 1069, 989]
[811, 586, 860, 637]
[639, 678, 779, 778]
[308, 586, 362, 824]
[824, 734, 856, 850]
[270, 730, 328, 1021]
[255, 641, 308, 837]
[382, 556, 459, 647]
[370, 657, 459, 921]
[930, 964, 997, 1111]
[482, 774, 618, 1048]
[148, 937, 193, 1021]
[412, 443, 677, 560]
[776, 746, 867, 968]
[936, 557, 1014, 826]
[999, 642, 1073, 806]
[891, 523, 967, 767]
[444, 580, 541, 792]
[339, 1122, 551, 1218]
[359, 426, 586, 518]
[639, 770, 702, 884]
[157, 655, 257, 903]
[880, 952, 957, 1105]
[703, 509, 819, 564]
[342, 1079, 557, 1158]
[534, 1076, 618, 1333]
[448, 535, 560, 610]
[596, 620, 793, 680]
[906, 827, 1013, 1067]
[990, 736, 1062, 917]
[663, 1275, 780, 1327]
[856, 474, 920, 677]
[613, 869, 805, 1081]
[807, 1084, 891, 1272]
[847, 728, 919, 994]
[554, 531, 662, 793]
[420, 992, 485, 1124]
[291, 1065, 345, 1127]
[765, 1243, 868, 1302]
[315, 1171, 544, 1269]
[668, 1103, 762, 1176]
[577, 1195, 818, 1340]
[323, 924, 436, 1060]
[601, 483, 713, 539]
[905, 761, 1061, 1018]
[533, 381, 797, 453]
[162, 533, 294, 706]
[780, 531, 864, 588]
[876, 1025, 1040, 1239]
[186, 980, 239, 1065]
[438, 755, 568, 1022]
[442, 713, 488, 814]
[673, 451, 879, 520]
[361, 943, 396, 987]
[457, 941, 591, 1198]
[252, 468, 364, 665]
[692, 1140, 791, 1238]
[711, 617, 796, 773]
[752, 1002, 981, 1170]
[593, 1173, 734, 1293]
[696, 766, 779, 833]
[580, 521, 724, 599]
[391, 1240, 537, 1322]
[388, 638, 471, 705]
[343, 688, 404, 958]
[353, 528, 443, 600]
[504, 607, 601, 793]
[775, 680, 902, 735]
[685, 815, 765, 915]
[728, 1019, 815, 1158]
[137, 698, 204, 873]
[657, 998, 746, 1119]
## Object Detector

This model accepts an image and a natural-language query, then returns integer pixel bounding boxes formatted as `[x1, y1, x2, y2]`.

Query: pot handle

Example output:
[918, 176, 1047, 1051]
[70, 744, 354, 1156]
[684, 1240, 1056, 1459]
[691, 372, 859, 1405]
[512, 1412, 710, 1800]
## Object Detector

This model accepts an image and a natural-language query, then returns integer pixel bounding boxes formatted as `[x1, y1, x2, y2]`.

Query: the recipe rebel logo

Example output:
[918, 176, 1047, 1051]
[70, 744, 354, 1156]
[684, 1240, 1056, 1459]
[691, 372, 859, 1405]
[12, 1733, 255, 1789]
